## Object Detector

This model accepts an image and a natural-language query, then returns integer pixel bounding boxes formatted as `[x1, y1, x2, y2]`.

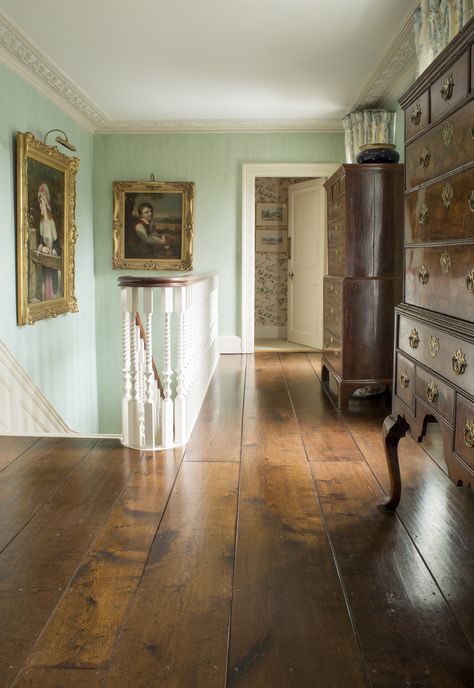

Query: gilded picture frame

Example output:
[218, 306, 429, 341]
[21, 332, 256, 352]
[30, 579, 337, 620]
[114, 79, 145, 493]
[16, 131, 79, 326]
[112, 180, 194, 270]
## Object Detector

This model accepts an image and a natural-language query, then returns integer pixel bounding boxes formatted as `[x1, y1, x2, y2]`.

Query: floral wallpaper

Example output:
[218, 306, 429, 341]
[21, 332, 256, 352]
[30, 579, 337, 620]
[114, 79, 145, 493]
[255, 177, 311, 327]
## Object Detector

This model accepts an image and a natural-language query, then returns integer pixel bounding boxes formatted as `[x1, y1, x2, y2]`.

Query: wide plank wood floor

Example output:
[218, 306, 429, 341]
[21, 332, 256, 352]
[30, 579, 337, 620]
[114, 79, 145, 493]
[1, 353, 474, 687]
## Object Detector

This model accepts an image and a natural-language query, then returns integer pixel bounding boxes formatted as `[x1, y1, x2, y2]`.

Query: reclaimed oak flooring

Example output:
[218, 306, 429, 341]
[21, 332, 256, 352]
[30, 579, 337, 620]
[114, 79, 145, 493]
[1, 353, 473, 687]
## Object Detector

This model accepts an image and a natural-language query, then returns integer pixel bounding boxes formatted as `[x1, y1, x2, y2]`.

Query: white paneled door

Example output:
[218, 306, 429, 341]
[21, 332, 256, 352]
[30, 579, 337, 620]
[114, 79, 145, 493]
[287, 178, 326, 349]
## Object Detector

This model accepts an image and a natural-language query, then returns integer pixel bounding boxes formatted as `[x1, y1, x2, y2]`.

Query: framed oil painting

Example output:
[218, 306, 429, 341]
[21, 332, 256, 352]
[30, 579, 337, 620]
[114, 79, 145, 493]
[256, 202, 287, 227]
[16, 132, 79, 326]
[255, 228, 288, 252]
[112, 180, 194, 270]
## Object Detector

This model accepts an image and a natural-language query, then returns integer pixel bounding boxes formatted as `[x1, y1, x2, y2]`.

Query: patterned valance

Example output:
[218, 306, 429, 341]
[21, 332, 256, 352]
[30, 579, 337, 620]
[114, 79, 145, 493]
[414, 0, 474, 75]
[342, 110, 396, 164]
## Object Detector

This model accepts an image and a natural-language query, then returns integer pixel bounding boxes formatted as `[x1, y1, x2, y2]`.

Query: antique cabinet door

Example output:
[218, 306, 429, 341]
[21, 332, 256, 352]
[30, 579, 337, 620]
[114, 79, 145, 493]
[287, 178, 326, 348]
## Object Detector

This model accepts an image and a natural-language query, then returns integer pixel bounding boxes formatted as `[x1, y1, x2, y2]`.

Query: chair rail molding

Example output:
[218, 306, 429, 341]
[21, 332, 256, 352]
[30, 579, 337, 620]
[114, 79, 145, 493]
[0, 337, 72, 434]
[241, 163, 339, 354]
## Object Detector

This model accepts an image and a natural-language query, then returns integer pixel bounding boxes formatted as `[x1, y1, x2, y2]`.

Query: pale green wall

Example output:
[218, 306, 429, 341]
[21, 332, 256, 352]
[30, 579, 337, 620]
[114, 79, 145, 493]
[93, 132, 345, 432]
[0, 62, 99, 432]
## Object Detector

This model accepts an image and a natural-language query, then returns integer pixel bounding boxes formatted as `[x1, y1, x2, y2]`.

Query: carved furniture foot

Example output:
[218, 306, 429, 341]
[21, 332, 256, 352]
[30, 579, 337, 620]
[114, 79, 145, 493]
[381, 414, 410, 511]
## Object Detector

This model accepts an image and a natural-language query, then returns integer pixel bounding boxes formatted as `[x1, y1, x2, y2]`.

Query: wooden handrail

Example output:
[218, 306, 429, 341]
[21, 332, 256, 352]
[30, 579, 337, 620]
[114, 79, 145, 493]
[135, 313, 164, 398]
[118, 272, 217, 288]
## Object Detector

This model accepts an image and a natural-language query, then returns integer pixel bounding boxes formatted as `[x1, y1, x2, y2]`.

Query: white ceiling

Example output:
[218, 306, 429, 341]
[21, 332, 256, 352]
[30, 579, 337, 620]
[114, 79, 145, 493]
[0, 0, 417, 130]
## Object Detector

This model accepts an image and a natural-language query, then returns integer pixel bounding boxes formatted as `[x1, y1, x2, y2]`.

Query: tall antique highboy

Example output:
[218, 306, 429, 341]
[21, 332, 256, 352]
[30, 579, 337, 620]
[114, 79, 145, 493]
[383, 19, 474, 508]
[322, 164, 404, 406]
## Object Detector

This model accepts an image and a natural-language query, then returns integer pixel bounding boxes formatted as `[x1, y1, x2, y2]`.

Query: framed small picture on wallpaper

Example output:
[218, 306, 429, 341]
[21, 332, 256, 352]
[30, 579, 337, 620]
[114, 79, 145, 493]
[255, 228, 288, 253]
[256, 202, 287, 227]
[16, 131, 79, 326]
[112, 180, 194, 271]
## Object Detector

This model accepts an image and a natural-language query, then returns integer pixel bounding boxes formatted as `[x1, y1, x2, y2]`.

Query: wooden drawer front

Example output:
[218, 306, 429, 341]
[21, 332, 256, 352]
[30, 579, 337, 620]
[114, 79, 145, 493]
[398, 314, 474, 396]
[328, 217, 346, 243]
[324, 329, 342, 374]
[328, 242, 346, 276]
[405, 100, 474, 190]
[455, 394, 474, 471]
[395, 352, 415, 412]
[415, 366, 454, 423]
[431, 50, 469, 122]
[324, 297, 342, 338]
[323, 277, 342, 305]
[405, 91, 430, 141]
[405, 167, 474, 243]
[327, 194, 346, 222]
[405, 243, 474, 322]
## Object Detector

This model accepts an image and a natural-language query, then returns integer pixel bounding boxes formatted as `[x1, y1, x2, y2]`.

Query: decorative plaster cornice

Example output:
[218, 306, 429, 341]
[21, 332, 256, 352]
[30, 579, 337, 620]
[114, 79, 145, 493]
[351, 1, 418, 110]
[0, 10, 109, 130]
[97, 118, 344, 134]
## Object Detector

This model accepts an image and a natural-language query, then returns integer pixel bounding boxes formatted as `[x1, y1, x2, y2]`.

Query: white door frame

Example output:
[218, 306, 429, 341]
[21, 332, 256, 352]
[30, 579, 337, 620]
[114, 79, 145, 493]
[241, 162, 339, 353]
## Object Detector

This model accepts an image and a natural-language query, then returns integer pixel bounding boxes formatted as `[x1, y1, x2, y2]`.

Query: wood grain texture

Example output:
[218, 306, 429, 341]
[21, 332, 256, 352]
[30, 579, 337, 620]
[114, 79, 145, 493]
[312, 459, 474, 686]
[184, 355, 246, 462]
[102, 462, 239, 688]
[13, 667, 105, 688]
[14, 448, 183, 679]
[0, 439, 141, 688]
[0, 437, 38, 472]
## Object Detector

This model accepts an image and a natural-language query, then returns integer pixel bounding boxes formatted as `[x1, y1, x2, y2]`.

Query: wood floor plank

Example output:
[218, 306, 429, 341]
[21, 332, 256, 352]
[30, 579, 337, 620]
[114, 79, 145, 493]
[184, 355, 246, 462]
[0, 437, 98, 552]
[227, 458, 368, 688]
[102, 462, 239, 688]
[0, 439, 141, 688]
[343, 409, 474, 651]
[0, 437, 39, 472]
[13, 448, 183, 682]
[280, 353, 364, 461]
[243, 354, 307, 465]
[311, 460, 474, 686]
[13, 668, 105, 688]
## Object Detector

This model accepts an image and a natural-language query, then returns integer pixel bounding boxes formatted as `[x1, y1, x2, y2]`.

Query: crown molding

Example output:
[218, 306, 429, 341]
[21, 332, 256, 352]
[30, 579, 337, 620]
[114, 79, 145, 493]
[0, 10, 109, 131]
[351, 0, 418, 111]
[97, 118, 344, 134]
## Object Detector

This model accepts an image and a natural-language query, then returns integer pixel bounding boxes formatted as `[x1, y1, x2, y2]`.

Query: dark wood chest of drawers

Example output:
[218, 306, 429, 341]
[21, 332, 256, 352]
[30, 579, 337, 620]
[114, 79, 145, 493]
[384, 18, 474, 508]
[321, 164, 404, 406]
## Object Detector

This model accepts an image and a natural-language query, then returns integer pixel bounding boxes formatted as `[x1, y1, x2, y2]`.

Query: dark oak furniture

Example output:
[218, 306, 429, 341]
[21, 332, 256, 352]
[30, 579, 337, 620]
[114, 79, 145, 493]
[383, 18, 474, 509]
[321, 164, 404, 406]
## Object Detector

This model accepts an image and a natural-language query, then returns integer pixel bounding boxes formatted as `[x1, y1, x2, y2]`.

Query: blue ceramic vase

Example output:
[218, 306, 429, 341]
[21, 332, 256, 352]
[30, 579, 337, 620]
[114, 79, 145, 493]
[356, 143, 400, 164]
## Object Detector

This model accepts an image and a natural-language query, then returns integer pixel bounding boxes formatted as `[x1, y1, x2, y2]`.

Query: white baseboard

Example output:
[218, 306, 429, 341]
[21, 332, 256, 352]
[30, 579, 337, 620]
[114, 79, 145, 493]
[218, 336, 242, 354]
[0, 338, 72, 434]
[255, 326, 287, 339]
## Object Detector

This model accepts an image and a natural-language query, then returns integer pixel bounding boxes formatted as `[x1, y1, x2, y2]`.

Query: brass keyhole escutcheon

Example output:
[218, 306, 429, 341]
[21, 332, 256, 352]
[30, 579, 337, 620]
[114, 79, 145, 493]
[442, 182, 454, 208]
[440, 73, 454, 100]
[418, 203, 429, 224]
[429, 335, 440, 358]
[426, 381, 439, 403]
[400, 371, 410, 389]
[442, 120, 454, 146]
[466, 268, 474, 293]
[408, 329, 419, 349]
[419, 147, 430, 168]
[452, 349, 467, 375]
[411, 103, 422, 125]
[464, 420, 474, 448]
[469, 191, 474, 212]
[439, 250, 451, 274]
[418, 266, 429, 284]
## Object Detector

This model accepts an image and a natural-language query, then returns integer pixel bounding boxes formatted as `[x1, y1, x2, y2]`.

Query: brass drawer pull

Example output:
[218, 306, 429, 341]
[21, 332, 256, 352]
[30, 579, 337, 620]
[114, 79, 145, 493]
[418, 266, 430, 284]
[440, 73, 454, 100]
[408, 328, 419, 349]
[429, 335, 440, 357]
[466, 268, 474, 293]
[464, 420, 474, 448]
[469, 191, 474, 212]
[418, 203, 429, 224]
[426, 381, 439, 403]
[442, 182, 454, 208]
[440, 249, 451, 274]
[452, 349, 466, 375]
[411, 103, 422, 125]
[442, 120, 454, 146]
[419, 147, 430, 168]
[400, 371, 410, 389]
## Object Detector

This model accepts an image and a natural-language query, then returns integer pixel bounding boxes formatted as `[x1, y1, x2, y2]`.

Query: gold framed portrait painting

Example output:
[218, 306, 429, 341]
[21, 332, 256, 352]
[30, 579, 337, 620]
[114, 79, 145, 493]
[112, 180, 194, 271]
[16, 132, 79, 326]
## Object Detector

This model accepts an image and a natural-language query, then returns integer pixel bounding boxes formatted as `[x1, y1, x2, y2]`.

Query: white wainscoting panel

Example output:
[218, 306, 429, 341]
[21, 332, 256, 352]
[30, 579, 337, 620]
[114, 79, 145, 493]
[0, 338, 72, 434]
[218, 336, 242, 354]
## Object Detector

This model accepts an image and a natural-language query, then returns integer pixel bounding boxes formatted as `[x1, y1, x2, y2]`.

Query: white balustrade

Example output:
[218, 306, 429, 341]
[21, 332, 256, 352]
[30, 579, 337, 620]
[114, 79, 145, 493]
[119, 273, 219, 450]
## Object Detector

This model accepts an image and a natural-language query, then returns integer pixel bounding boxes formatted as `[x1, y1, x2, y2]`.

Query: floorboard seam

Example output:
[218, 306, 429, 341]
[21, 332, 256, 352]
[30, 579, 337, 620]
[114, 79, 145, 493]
[0, 437, 42, 474]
